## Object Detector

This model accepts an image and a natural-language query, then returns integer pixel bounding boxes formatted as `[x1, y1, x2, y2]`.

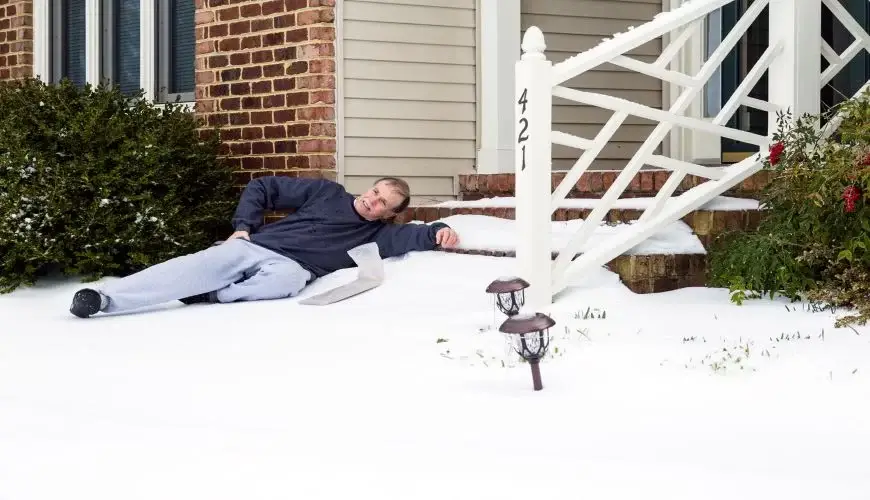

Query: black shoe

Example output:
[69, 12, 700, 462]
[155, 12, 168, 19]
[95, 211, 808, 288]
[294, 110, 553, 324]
[179, 292, 215, 305]
[70, 288, 104, 318]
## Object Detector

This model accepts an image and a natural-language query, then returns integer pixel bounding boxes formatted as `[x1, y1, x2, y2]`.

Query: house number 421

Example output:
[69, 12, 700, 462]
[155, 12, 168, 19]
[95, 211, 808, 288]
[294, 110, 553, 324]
[517, 88, 529, 171]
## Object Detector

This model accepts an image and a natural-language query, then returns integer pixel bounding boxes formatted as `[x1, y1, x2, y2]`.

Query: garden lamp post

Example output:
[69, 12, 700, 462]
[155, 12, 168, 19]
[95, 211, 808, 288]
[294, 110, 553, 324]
[485, 276, 530, 317]
[499, 312, 555, 391]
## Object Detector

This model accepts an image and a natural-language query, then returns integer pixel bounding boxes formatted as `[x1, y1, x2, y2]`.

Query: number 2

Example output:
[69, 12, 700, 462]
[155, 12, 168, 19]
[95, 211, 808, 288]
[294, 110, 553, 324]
[517, 118, 529, 143]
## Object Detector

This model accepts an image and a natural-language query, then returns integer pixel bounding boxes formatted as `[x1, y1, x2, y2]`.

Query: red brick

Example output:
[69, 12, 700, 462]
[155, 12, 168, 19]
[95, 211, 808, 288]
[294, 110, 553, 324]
[262, 0, 284, 15]
[229, 52, 250, 65]
[251, 111, 272, 124]
[265, 125, 286, 138]
[263, 94, 285, 108]
[209, 24, 229, 38]
[210, 84, 230, 96]
[196, 71, 215, 84]
[242, 66, 262, 79]
[229, 20, 250, 35]
[252, 80, 272, 93]
[274, 109, 295, 122]
[263, 63, 284, 77]
[288, 123, 310, 136]
[251, 19, 273, 31]
[308, 155, 335, 170]
[285, 91, 308, 106]
[310, 90, 334, 104]
[286, 28, 307, 43]
[242, 96, 262, 109]
[296, 74, 333, 89]
[297, 9, 332, 25]
[230, 112, 250, 126]
[209, 55, 229, 68]
[230, 82, 250, 95]
[310, 123, 335, 136]
[264, 156, 286, 169]
[220, 68, 241, 81]
[298, 42, 333, 58]
[275, 14, 295, 28]
[285, 0, 306, 9]
[252, 49, 274, 63]
[309, 59, 334, 73]
[263, 32, 284, 47]
[221, 97, 241, 110]
[252, 141, 274, 154]
[309, 26, 334, 40]
[242, 157, 264, 170]
[275, 140, 296, 153]
[274, 77, 294, 91]
[219, 37, 241, 51]
[218, 6, 239, 21]
[239, 3, 260, 17]
[242, 127, 264, 140]
[241, 35, 261, 49]
[286, 60, 307, 75]
[230, 142, 252, 155]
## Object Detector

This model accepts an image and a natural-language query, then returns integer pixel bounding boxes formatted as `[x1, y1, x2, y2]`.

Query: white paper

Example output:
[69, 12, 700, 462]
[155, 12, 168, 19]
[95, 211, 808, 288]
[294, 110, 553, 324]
[299, 242, 384, 306]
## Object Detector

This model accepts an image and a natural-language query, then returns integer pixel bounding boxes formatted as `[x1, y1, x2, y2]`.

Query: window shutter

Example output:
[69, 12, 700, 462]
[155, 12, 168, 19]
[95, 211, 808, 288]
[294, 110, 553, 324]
[170, 0, 194, 94]
[116, 0, 141, 95]
[64, 0, 87, 86]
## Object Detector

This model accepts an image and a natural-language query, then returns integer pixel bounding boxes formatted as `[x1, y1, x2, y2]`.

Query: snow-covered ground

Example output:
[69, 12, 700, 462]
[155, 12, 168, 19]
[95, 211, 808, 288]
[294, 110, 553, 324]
[2, 250, 869, 499]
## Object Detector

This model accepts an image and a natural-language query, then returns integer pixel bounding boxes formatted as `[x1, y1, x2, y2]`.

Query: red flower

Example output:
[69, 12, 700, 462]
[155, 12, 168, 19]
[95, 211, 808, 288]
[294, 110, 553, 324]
[861, 153, 870, 166]
[843, 185, 862, 213]
[769, 142, 785, 165]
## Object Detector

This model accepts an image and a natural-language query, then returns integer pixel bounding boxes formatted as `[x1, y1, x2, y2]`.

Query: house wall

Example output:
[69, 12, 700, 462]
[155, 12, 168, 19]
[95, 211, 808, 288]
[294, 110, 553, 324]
[521, 0, 663, 171]
[0, 0, 33, 80]
[341, 0, 477, 204]
[195, 0, 339, 187]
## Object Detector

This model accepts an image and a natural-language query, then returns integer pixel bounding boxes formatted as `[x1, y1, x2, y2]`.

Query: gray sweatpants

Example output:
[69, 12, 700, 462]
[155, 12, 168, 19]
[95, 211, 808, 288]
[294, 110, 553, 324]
[98, 238, 312, 313]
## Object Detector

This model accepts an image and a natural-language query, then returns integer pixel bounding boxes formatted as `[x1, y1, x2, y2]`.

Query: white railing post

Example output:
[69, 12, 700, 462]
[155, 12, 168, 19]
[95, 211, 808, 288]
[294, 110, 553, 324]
[515, 27, 553, 309]
[767, 0, 821, 134]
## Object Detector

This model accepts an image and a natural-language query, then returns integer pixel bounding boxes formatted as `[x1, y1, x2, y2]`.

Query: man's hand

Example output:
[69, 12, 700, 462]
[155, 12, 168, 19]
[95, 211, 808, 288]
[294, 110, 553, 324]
[435, 227, 459, 248]
[226, 230, 251, 242]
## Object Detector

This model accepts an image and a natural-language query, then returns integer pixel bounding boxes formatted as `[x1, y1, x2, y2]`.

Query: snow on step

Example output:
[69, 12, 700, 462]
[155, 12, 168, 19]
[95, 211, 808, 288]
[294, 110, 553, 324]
[431, 195, 760, 211]
[413, 214, 706, 256]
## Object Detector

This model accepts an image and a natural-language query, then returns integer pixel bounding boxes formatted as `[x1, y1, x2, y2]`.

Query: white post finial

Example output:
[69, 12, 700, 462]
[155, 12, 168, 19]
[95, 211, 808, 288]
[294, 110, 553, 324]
[521, 27, 547, 61]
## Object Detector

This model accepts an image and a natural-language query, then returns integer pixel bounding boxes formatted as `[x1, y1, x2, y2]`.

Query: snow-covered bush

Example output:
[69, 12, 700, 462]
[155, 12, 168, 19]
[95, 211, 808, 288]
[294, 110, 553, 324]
[0, 78, 237, 292]
[709, 89, 870, 327]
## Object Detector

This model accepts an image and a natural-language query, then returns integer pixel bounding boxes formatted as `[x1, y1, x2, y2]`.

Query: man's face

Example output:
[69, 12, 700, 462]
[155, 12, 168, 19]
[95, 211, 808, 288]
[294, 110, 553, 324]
[354, 181, 405, 221]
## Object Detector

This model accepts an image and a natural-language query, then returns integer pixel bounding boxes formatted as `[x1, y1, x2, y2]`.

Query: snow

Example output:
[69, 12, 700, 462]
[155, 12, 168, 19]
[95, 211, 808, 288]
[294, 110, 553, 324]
[3, 254, 870, 500]
[431, 195, 760, 211]
[424, 214, 707, 255]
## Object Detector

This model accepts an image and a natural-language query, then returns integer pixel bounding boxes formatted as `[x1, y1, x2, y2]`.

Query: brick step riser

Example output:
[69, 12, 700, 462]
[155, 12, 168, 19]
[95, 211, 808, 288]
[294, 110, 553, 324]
[437, 249, 707, 294]
[401, 207, 762, 249]
[459, 171, 771, 201]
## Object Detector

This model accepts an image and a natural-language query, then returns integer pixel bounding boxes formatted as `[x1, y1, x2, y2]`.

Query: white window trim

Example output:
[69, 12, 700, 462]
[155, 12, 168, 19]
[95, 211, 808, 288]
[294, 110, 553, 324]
[33, 0, 194, 110]
[475, 0, 520, 174]
[666, 0, 722, 164]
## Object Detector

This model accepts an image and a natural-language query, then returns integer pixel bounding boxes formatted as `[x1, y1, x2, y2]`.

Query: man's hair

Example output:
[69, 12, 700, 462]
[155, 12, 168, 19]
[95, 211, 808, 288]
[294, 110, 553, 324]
[375, 177, 411, 214]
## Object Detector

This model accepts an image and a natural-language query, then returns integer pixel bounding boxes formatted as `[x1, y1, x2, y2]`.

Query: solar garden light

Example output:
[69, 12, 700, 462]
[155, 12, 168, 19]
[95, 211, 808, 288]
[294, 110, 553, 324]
[485, 276, 530, 317]
[499, 312, 555, 391]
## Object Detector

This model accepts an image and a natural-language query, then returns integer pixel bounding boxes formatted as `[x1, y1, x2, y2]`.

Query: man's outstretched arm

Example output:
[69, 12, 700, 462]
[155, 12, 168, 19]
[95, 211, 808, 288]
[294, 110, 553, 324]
[375, 222, 460, 258]
[231, 176, 331, 233]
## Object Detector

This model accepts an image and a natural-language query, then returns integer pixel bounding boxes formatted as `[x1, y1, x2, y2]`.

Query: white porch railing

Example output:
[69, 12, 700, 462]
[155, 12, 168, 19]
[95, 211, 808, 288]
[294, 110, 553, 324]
[514, 0, 870, 309]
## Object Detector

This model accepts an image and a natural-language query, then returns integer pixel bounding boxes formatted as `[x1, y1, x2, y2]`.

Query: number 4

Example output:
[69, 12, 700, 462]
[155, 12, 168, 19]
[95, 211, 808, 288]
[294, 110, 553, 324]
[517, 88, 528, 114]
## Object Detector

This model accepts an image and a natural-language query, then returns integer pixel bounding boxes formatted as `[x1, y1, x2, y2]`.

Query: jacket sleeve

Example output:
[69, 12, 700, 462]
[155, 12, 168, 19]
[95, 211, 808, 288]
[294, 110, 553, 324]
[231, 176, 331, 232]
[374, 222, 450, 259]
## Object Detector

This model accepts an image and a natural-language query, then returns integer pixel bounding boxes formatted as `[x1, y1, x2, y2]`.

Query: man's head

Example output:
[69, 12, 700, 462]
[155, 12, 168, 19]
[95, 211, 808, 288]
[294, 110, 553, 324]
[353, 177, 411, 221]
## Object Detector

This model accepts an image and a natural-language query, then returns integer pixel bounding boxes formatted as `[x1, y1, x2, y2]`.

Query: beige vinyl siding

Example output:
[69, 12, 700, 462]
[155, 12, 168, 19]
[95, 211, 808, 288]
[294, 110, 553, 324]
[342, 0, 477, 204]
[522, 0, 663, 171]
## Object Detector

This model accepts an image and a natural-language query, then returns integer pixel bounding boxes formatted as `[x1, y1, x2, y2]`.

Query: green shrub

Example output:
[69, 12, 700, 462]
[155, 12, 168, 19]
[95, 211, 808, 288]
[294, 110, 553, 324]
[709, 89, 870, 326]
[0, 78, 238, 292]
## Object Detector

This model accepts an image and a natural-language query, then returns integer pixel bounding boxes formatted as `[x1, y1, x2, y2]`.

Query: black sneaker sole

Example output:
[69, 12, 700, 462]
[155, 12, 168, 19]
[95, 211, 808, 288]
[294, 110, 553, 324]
[70, 289, 103, 318]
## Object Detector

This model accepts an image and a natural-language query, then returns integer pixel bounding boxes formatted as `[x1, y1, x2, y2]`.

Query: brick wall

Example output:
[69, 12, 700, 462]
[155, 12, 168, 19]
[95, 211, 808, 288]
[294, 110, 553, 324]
[0, 0, 33, 80]
[195, 0, 337, 187]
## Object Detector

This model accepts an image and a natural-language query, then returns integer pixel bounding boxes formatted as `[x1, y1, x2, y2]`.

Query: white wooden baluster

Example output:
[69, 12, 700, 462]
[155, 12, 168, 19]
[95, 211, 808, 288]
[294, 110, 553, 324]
[768, 0, 821, 131]
[515, 27, 553, 309]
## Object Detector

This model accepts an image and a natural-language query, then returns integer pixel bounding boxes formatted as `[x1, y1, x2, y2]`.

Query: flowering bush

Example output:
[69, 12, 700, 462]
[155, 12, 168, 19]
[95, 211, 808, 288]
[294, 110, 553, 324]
[0, 78, 238, 292]
[709, 89, 870, 326]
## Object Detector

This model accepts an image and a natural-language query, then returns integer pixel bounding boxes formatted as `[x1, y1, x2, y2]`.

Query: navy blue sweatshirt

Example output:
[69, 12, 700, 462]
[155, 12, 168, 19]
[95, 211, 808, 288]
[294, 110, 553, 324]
[231, 176, 449, 278]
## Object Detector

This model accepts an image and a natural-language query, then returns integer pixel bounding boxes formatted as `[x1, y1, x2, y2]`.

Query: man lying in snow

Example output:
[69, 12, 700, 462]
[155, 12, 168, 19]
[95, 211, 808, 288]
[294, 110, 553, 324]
[69, 176, 460, 318]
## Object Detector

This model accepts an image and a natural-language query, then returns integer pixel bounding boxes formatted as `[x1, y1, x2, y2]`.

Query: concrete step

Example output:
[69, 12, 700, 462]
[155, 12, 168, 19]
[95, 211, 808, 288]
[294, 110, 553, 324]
[399, 195, 762, 250]
[458, 170, 771, 200]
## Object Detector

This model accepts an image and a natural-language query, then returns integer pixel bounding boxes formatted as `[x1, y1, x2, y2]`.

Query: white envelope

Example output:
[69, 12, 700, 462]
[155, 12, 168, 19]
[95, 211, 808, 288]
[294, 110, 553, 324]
[299, 242, 384, 306]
